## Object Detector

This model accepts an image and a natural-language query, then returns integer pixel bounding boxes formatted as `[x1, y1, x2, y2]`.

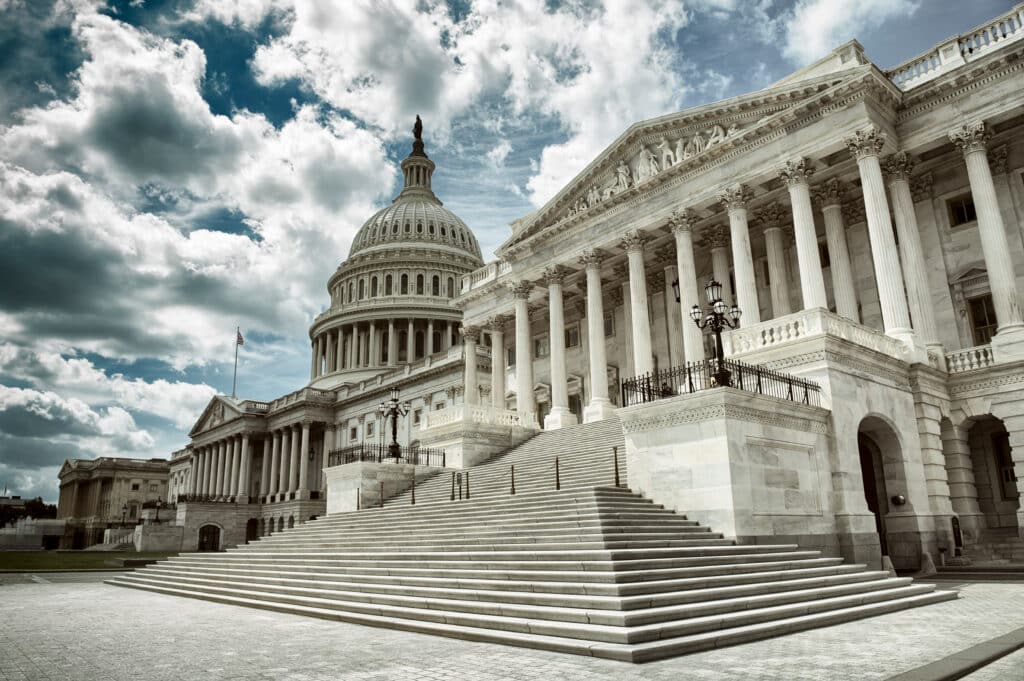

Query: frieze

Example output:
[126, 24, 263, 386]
[949, 370, 1024, 397]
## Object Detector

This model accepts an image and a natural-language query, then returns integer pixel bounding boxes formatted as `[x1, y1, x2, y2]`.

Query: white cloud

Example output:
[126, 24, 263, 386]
[782, 0, 919, 65]
[486, 139, 512, 168]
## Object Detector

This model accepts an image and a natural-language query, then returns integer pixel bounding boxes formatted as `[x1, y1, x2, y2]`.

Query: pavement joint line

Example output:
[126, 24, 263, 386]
[884, 625, 1024, 681]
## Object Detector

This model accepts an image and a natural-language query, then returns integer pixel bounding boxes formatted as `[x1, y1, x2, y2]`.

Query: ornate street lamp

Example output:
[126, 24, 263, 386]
[689, 279, 741, 387]
[378, 387, 411, 459]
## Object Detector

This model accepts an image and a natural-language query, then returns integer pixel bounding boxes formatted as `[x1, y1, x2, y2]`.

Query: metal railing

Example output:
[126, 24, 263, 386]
[621, 358, 821, 407]
[177, 494, 246, 504]
[327, 443, 446, 468]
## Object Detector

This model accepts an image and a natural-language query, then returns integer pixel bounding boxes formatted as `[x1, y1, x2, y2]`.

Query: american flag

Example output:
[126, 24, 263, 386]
[236, 329, 244, 346]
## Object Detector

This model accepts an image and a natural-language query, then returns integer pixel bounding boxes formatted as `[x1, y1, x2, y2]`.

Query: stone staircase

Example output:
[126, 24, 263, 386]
[962, 527, 1024, 564]
[108, 420, 954, 662]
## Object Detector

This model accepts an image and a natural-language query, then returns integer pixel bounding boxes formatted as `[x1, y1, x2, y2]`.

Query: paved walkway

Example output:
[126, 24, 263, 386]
[1, 575, 1023, 680]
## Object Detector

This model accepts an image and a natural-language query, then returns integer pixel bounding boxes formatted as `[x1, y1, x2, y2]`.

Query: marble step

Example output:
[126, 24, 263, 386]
[245, 537, 732, 552]
[133, 566, 894, 612]
[108, 576, 946, 652]
[159, 555, 845, 585]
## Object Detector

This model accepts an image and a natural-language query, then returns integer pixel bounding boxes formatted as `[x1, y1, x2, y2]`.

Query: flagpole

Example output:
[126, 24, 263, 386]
[232, 326, 240, 399]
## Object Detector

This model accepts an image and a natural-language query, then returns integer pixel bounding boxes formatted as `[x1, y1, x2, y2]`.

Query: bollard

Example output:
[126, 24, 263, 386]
[450, 471, 456, 501]
[613, 446, 620, 487]
[411, 475, 416, 505]
[466, 472, 470, 500]
[457, 472, 463, 500]
[510, 465, 516, 495]
[379, 481, 384, 508]
[356, 489, 360, 511]
[555, 457, 560, 490]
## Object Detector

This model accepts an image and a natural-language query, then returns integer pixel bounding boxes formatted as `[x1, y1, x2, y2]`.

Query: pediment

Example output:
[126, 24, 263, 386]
[188, 396, 242, 437]
[499, 67, 875, 256]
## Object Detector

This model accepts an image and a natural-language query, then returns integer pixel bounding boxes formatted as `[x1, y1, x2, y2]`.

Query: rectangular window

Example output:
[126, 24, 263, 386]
[604, 314, 614, 338]
[564, 324, 580, 349]
[507, 347, 515, 368]
[435, 402, 446, 411]
[131, 483, 140, 491]
[366, 422, 374, 437]
[349, 427, 357, 440]
[969, 294, 998, 346]
[149, 484, 157, 493]
[533, 333, 549, 359]
[947, 194, 978, 227]
[413, 409, 422, 425]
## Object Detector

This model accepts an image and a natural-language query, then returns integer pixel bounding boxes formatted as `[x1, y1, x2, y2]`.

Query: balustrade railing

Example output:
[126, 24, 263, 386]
[726, 308, 906, 360]
[621, 358, 821, 408]
[420, 404, 536, 430]
[327, 443, 446, 468]
[945, 345, 995, 374]
[177, 494, 247, 504]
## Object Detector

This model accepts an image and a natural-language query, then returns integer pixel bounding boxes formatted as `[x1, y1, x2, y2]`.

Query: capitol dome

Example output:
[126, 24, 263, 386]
[307, 119, 485, 388]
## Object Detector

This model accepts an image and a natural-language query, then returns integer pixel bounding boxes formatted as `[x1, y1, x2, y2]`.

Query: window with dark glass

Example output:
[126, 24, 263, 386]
[416, 274, 424, 295]
[969, 294, 997, 345]
[400, 274, 408, 294]
[948, 194, 978, 227]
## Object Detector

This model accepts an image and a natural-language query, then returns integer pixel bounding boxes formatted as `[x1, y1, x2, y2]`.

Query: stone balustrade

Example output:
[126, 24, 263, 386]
[268, 388, 335, 412]
[945, 344, 995, 374]
[460, 260, 512, 294]
[724, 308, 906, 360]
[421, 404, 536, 431]
[885, 4, 1024, 90]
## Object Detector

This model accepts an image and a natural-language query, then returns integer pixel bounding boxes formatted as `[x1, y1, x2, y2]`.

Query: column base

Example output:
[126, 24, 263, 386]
[991, 323, 1024, 363]
[583, 399, 616, 424]
[543, 407, 578, 430]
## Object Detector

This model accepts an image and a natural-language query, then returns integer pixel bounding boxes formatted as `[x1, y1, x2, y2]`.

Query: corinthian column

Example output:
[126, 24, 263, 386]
[461, 325, 481, 406]
[487, 316, 509, 410]
[238, 433, 250, 501]
[702, 224, 733, 306]
[387, 320, 397, 366]
[670, 211, 705, 363]
[325, 333, 334, 373]
[718, 185, 760, 324]
[510, 281, 537, 421]
[816, 179, 859, 322]
[269, 431, 281, 498]
[311, 337, 320, 379]
[949, 122, 1024, 359]
[622, 230, 654, 376]
[845, 126, 917, 349]
[288, 424, 301, 494]
[883, 152, 941, 349]
[543, 266, 575, 429]
[298, 421, 311, 499]
[578, 250, 614, 422]
[779, 158, 828, 310]
[755, 203, 791, 318]
[228, 436, 240, 496]
[278, 428, 290, 498]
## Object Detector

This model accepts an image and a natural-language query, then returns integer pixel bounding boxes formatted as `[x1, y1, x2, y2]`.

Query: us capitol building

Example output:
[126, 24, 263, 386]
[60, 6, 1024, 573]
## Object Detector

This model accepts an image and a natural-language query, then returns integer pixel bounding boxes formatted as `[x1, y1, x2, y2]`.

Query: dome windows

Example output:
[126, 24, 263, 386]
[428, 223, 436, 236]
[416, 274, 425, 295]
[401, 274, 409, 294]
[432, 275, 440, 296]
[385, 274, 393, 295]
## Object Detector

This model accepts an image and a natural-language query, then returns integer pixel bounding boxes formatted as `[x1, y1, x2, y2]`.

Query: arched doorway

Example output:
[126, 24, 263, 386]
[197, 524, 221, 552]
[857, 415, 911, 565]
[967, 416, 1020, 532]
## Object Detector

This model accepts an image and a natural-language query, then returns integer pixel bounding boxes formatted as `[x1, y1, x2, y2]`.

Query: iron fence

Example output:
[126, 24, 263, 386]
[621, 358, 821, 407]
[327, 443, 446, 468]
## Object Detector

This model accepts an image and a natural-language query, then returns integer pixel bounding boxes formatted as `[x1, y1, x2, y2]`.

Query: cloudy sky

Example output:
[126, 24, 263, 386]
[0, 0, 1011, 503]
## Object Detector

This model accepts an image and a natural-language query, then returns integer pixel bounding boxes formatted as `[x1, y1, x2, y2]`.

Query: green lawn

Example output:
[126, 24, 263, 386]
[0, 551, 177, 571]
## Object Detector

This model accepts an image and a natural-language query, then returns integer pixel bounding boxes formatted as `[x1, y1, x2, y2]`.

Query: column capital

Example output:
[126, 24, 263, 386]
[814, 177, 846, 208]
[668, 208, 698, 234]
[699, 223, 730, 250]
[461, 324, 482, 342]
[717, 183, 753, 211]
[989, 144, 1008, 175]
[881, 151, 916, 182]
[778, 157, 815, 187]
[754, 202, 787, 232]
[910, 172, 934, 202]
[844, 126, 886, 160]
[948, 121, 990, 155]
[542, 265, 569, 285]
[577, 249, 605, 269]
[619, 229, 648, 253]
[508, 280, 533, 299]
[486, 313, 511, 330]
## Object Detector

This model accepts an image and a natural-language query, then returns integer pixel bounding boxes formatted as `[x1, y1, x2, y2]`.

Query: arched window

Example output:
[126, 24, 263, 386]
[400, 274, 408, 295]
[416, 222, 423, 234]
[348, 282, 354, 302]
[358, 279, 365, 299]
[392, 222, 398, 234]
[416, 274, 424, 295]
[415, 331, 425, 358]
[371, 276, 378, 297]
[447, 277, 455, 298]
[428, 223, 435, 235]
[432, 275, 440, 296]
[404, 222, 410, 234]
[441, 225, 447, 237]
[385, 274, 393, 295]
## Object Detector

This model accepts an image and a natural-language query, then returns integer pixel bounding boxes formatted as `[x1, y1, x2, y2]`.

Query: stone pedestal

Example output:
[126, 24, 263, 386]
[133, 524, 184, 553]
[418, 412, 536, 469]
[324, 461, 440, 514]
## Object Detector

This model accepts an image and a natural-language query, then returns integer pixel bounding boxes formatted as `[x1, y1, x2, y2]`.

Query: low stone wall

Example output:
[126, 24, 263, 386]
[418, 420, 536, 469]
[133, 524, 184, 552]
[324, 461, 442, 514]
[618, 387, 883, 568]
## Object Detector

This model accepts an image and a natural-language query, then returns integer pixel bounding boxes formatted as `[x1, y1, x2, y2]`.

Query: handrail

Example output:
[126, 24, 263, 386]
[621, 358, 821, 407]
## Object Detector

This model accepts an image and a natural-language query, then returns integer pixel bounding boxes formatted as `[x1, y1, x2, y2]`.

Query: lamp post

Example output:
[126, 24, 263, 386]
[689, 279, 741, 387]
[155, 496, 162, 523]
[378, 387, 411, 459]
